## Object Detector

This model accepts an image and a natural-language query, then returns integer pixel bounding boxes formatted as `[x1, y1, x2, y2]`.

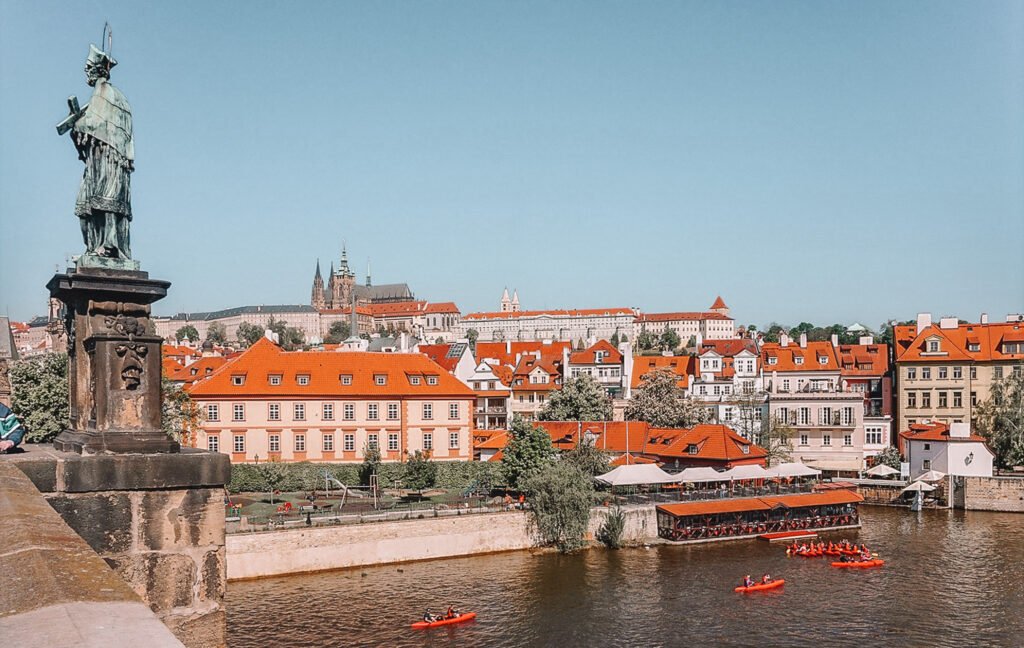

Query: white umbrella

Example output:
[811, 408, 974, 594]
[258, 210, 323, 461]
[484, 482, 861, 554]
[901, 480, 937, 494]
[675, 466, 728, 483]
[595, 464, 679, 486]
[766, 462, 822, 478]
[722, 464, 772, 480]
[917, 470, 947, 482]
[865, 464, 900, 478]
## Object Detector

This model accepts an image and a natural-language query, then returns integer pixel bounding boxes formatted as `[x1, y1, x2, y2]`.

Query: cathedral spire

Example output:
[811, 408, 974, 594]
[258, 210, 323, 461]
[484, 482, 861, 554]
[314, 258, 322, 279]
[366, 258, 372, 287]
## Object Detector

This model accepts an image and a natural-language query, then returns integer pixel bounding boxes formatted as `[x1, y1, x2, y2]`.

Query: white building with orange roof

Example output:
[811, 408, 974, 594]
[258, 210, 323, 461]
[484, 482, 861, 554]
[187, 337, 475, 464]
[899, 421, 994, 478]
[893, 313, 1024, 434]
[466, 362, 513, 430]
[834, 335, 893, 459]
[460, 296, 636, 343]
[564, 339, 632, 399]
[690, 338, 766, 432]
[508, 353, 563, 420]
[634, 296, 737, 343]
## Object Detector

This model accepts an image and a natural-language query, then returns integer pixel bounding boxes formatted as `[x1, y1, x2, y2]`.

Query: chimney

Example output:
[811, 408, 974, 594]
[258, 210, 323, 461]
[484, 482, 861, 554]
[939, 317, 958, 330]
[799, 333, 807, 348]
[949, 422, 970, 439]
[505, 340, 511, 355]
[916, 313, 932, 335]
[830, 333, 839, 348]
[859, 335, 873, 345]
[780, 333, 790, 347]
[980, 313, 988, 324]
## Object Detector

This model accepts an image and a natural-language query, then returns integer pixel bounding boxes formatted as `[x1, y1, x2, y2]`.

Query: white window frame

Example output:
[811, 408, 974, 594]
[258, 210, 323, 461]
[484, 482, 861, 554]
[268, 403, 280, 421]
[343, 403, 355, 420]
[322, 403, 334, 420]
[232, 403, 245, 422]
[387, 403, 399, 420]
[323, 433, 334, 452]
[449, 403, 459, 420]
[293, 403, 306, 421]
[388, 433, 399, 452]
[233, 434, 245, 453]
[368, 403, 379, 420]
[423, 432, 433, 451]
[207, 435, 219, 453]
[422, 403, 433, 420]
[206, 404, 219, 422]
[344, 434, 355, 452]
[269, 434, 280, 453]
[449, 431, 460, 449]
[294, 434, 306, 452]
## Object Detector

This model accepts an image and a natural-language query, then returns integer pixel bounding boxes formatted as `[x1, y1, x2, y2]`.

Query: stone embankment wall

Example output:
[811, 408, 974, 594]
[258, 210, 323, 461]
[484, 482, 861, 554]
[227, 505, 657, 581]
[857, 484, 906, 505]
[964, 476, 1024, 512]
[10, 445, 230, 648]
[0, 462, 184, 648]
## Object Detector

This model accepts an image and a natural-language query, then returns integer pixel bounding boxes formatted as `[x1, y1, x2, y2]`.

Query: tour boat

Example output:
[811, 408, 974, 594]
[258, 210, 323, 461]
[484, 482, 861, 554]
[831, 559, 884, 568]
[411, 612, 477, 629]
[734, 579, 785, 593]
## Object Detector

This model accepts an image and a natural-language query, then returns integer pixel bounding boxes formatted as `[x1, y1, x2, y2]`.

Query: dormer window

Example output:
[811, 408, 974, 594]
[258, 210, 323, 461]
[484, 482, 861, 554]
[968, 343, 981, 352]
[818, 356, 828, 365]
[928, 340, 940, 353]
[339, 374, 352, 386]
[687, 444, 699, 455]
[741, 445, 750, 455]
[297, 374, 310, 386]
[426, 375, 438, 386]
[768, 357, 778, 365]
[794, 356, 804, 365]
[410, 376, 421, 386]
[374, 374, 387, 386]
[269, 374, 282, 385]
[231, 375, 245, 386]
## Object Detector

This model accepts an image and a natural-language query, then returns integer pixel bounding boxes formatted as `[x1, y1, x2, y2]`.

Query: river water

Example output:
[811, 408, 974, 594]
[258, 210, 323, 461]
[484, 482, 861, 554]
[227, 507, 1024, 647]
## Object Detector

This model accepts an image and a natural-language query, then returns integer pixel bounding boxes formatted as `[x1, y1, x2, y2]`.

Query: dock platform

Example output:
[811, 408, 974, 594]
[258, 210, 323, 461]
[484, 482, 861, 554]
[758, 531, 819, 542]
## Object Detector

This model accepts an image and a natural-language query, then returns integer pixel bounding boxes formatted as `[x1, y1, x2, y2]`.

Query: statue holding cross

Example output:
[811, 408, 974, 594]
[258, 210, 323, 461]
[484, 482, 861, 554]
[57, 40, 137, 269]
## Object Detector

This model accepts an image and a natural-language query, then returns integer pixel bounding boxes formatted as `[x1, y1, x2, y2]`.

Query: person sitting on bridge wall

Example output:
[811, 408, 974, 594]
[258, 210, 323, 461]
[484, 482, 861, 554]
[0, 403, 25, 453]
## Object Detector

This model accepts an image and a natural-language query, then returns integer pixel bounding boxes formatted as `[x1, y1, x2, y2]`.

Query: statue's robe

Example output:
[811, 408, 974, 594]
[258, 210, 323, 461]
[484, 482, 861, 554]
[73, 79, 134, 257]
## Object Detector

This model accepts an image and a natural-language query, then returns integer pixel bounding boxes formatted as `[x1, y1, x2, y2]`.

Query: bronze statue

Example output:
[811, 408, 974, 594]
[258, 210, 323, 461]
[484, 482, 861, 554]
[57, 42, 135, 267]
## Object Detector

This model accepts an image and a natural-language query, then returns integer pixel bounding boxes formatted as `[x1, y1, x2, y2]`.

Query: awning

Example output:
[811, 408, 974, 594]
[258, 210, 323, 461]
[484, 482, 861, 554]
[595, 464, 679, 486]
[901, 480, 937, 493]
[766, 462, 822, 478]
[916, 469, 947, 482]
[802, 458, 863, 473]
[864, 464, 900, 477]
[721, 464, 772, 480]
[676, 466, 730, 483]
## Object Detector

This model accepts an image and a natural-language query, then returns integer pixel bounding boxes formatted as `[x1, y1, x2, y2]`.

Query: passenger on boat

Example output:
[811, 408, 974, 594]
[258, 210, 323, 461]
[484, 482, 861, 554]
[761, 573, 772, 584]
[744, 575, 754, 588]
[424, 609, 437, 623]
[447, 605, 459, 619]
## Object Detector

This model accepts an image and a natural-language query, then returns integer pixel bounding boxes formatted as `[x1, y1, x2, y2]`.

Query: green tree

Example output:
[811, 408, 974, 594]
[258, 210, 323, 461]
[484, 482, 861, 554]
[205, 322, 227, 345]
[596, 506, 626, 549]
[538, 374, 612, 422]
[610, 332, 620, 347]
[162, 375, 202, 445]
[501, 415, 556, 490]
[359, 442, 382, 486]
[237, 321, 263, 347]
[974, 371, 1024, 469]
[9, 353, 69, 443]
[625, 368, 711, 428]
[524, 462, 594, 553]
[561, 439, 612, 476]
[874, 446, 903, 471]
[878, 320, 914, 346]
[466, 328, 479, 345]
[759, 415, 796, 466]
[788, 322, 815, 339]
[324, 320, 351, 344]
[403, 450, 439, 493]
[175, 325, 199, 343]
[255, 459, 287, 504]
[763, 323, 785, 344]
[267, 317, 306, 351]
[659, 326, 681, 352]
[636, 327, 656, 351]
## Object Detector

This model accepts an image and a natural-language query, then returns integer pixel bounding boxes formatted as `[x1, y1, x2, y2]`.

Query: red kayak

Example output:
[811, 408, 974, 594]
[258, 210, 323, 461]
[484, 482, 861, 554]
[831, 559, 884, 569]
[734, 579, 785, 593]
[411, 612, 477, 629]
[795, 550, 822, 558]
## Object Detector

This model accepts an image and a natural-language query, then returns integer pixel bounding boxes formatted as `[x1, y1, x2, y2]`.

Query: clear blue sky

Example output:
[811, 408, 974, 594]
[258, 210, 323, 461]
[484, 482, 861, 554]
[2, 1, 1022, 328]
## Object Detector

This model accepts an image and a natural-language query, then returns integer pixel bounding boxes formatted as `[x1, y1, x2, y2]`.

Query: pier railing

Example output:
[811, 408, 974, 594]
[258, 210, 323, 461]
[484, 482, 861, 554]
[604, 482, 815, 507]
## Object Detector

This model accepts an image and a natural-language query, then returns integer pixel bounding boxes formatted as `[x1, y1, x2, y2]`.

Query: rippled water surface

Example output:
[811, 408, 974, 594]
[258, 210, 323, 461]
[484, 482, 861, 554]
[227, 507, 1024, 647]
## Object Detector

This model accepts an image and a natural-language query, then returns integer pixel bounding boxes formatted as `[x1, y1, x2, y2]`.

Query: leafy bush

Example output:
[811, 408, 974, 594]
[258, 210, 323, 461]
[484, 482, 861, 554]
[10, 354, 69, 443]
[597, 506, 626, 549]
[227, 460, 501, 494]
[524, 462, 594, 553]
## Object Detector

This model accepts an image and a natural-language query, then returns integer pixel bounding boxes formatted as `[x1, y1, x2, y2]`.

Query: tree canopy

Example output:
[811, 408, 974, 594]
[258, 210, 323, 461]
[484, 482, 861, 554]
[324, 320, 351, 344]
[359, 442, 382, 486]
[874, 446, 902, 471]
[538, 374, 612, 422]
[561, 439, 612, 477]
[267, 317, 306, 351]
[501, 415, 556, 490]
[524, 461, 594, 553]
[175, 325, 199, 343]
[162, 374, 202, 445]
[403, 450, 438, 492]
[236, 321, 263, 347]
[974, 372, 1024, 469]
[205, 322, 227, 345]
[9, 353, 68, 443]
[624, 368, 711, 428]
[659, 327, 681, 352]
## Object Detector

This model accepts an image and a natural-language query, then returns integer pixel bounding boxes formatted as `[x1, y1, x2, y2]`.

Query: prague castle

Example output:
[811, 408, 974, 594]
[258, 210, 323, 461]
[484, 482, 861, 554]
[311, 243, 414, 310]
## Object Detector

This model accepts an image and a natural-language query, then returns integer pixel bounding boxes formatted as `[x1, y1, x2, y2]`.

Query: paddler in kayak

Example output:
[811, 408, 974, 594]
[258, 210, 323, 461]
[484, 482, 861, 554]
[423, 609, 439, 623]
[761, 573, 773, 585]
[742, 575, 754, 588]
[446, 605, 461, 619]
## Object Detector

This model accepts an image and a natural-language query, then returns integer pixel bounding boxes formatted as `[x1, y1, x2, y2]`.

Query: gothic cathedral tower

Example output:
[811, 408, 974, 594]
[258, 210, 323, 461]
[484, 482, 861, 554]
[311, 260, 326, 310]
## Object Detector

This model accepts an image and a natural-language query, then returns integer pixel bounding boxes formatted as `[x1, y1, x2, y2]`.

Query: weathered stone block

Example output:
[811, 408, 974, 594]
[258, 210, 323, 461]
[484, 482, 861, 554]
[139, 488, 224, 551]
[9, 457, 58, 492]
[163, 609, 226, 648]
[199, 548, 225, 603]
[107, 553, 197, 612]
[61, 450, 231, 493]
[47, 492, 133, 554]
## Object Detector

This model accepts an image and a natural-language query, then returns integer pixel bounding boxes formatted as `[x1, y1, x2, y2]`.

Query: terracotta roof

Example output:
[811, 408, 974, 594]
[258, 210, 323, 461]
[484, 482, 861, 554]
[895, 322, 1024, 363]
[475, 431, 510, 450]
[657, 489, 863, 517]
[475, 341, 572, 367]
[163, 344, 201, 358]
[533, 421, 653, 454]
[610, 453, 657, 466]
[417, 344, 462, 372]
[898, 421, 987, 444]
[424, 302, 460, 314]
[318, 306, 373, 316]
[162, 357, 185, 375]
[836, 343, 889, 377]
[366, 301, 427, 317]
[186, 337, 474, 398]
[710, 296, 728, 310]
[570, 339, 623, 365]
[635, 311, 731, 323]
[645, 424, 768, 462]
[631, 356, 695, 389]
[463, 307, 635, 321]
[168, 356, 230, 385]
[698, 339, 758, 358]
[761, 341, 838, 372]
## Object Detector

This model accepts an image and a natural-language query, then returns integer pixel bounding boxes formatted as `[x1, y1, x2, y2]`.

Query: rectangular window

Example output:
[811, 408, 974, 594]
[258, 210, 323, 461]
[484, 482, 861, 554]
[294, 434, 306, 452]
[799, 434, 809, 446]
[922, 392, 931, 408]
[938, 367, 948, 380]
[819, 407, 833, 426]
[422, 403, 433, 420]
[233, 434, 245, 453]
[970, 366, 977, 380]
[427, 376, 438, 385]
[340, 374, 352, 386]
[798, 408, 810, 426]
[297, 374, 310, 386]
[994, 366, 1004, 380]
[841, 408, 853, 426]
[269, 375, 282, 386]
[923, 459, 931, 470]
[207, 435, 219, 452]
[344, 434, 355, 452]
[970, 391, 977, 406]
[206, 404, 219, 422]
[388, 403, 399, 420]
[843, 434, 852, 446]
[866, 428, 882, 445]
[231, 375, 245, 386]
[323, 434, 334, 452]
[343, 403, 355, 420]
[921, 368, 931, 380]
[423, 432, 433, 451]
[938, 391, 948, 408]
[410, 375, 421, 386]
[375, 374, 387, 386]
[953, 391, 962, 408]
[268, 403, 280, 421]
[368, 433, 379, 450]
[908, 392, 917, 408]
[953, 366, 962, 380]
[907, 367, 916, 380]
[368, 403, 378, 420]
[449, 432, 460, 449]
[823, 434, 831, 446]
[269, 434, 280, 452]
[322, 403, 334, 420]
[232, 403, 245, 422]
[449, 402, 459, 420]
[293, 403, 306, 421]
[388, 433, 399, 452]
[776, 408, 788, 425]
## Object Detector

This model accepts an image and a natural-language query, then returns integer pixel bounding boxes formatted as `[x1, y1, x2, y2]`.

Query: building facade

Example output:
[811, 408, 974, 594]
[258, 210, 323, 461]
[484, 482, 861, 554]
[634, 297, 737, 343]
[460, 307, 637, 343]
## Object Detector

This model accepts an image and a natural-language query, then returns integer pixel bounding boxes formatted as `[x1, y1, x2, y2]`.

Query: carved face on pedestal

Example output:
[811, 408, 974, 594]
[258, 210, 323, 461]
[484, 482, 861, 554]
[115, 343, 148, 389]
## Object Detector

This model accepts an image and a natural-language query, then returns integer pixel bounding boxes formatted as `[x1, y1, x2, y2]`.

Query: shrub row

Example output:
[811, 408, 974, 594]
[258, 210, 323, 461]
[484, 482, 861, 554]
[228, 460, 502, 494]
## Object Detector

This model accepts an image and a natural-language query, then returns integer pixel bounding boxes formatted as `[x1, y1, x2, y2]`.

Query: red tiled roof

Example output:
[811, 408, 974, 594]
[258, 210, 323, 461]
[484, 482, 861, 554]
[187, 337, 473, 398]
[366, 301, 427, 317]
[609, 453, 657, 467]
[169, 356, 230, 385]
[162, 357, 185, 375]
[533, 421, 653, 454]
[657, 489, 863, 517]
[475, 341, 572, 367]
[570, 339, 623, 365]
[710, 296, 728, 310]
[895, 322, 1024, 363]
[464, 307, 635, 321]
[699, 339, 758, 358]
[646, 424, 768, 463]
[424, 302, 460, 314]
[417, 344, 462, 372]
[761, 341, 838, 372]
[635, 311, 731, 323]
[631, 356, 695, 389]
[898, 421, 987, 444]
[836, 343, 889, 377]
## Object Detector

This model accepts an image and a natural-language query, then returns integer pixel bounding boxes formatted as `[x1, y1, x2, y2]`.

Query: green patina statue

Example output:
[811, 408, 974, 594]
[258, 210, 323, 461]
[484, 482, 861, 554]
[57, 42, 137, 269]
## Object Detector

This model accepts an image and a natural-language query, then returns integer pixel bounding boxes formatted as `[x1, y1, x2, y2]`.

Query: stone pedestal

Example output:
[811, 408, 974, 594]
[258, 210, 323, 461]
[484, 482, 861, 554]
[47, 267, 178, 454]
